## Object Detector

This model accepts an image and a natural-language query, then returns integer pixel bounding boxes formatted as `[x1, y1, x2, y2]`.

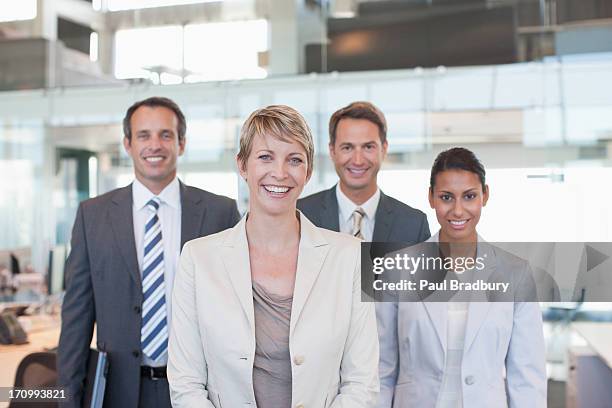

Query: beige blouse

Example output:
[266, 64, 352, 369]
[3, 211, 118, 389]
[252, 281, 293, 408]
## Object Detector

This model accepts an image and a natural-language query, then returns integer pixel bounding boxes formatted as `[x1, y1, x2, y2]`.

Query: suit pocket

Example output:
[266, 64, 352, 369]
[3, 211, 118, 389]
[207, 389, 222, 408]
[91, 265, 105, 281]
[396, 375, 413, 386]
[393, 381, 416, 407]
[323, 383, 340, 408]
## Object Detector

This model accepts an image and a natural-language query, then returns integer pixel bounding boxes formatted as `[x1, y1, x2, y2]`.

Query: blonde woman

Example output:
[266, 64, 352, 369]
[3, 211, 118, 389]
[168, 105, 379, 408]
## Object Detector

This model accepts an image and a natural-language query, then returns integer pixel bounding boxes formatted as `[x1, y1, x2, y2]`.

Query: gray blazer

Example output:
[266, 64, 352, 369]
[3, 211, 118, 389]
[297, 185, 431, 246]
[57, 181, 240, 408]
[377, 238, 546, 408]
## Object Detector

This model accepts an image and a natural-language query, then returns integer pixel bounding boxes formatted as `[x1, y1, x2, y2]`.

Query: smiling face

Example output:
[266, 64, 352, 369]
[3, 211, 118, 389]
[238, 133, 309, 217]
[123, 106, 185, 194]
[329, 118, 388, 200]
[429, 169, 489, 243]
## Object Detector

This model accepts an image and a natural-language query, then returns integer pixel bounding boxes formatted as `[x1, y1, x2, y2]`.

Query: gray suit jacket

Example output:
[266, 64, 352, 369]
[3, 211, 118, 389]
[377, 238, 546, 407]
[297, 185, 431, 246]
[58, 181, 240, 408]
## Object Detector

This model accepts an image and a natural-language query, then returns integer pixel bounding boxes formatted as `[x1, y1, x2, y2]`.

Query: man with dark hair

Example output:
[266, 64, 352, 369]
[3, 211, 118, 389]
[123, 96, 187, 144]
[58, 96, 240, 408]
[298, 100, 430, 245]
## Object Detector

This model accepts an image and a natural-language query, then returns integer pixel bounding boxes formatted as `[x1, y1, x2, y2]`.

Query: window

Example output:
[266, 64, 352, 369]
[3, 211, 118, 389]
[0, 0, 36, 22]
[183, 20, 267, 82]
[90, 32, 99, 61]
[114, 25, 183, 81]
[107, 0, 220, 11]
[114, 20, 268, 84]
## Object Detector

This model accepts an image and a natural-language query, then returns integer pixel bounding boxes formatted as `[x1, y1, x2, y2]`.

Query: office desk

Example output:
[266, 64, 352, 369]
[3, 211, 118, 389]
[568, 322, 612, 408]
[572, 322, 612, 367]
[0, 315, 60, 408]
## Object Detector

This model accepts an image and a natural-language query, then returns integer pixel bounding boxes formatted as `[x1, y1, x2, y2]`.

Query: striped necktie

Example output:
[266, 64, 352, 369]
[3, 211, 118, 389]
[140, 197, 168, 362]
[352, 207, 366, 240]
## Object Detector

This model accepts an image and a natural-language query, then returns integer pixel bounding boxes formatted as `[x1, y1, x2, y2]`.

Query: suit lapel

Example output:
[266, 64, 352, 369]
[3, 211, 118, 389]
[109, 185, 141, 291]
[320, 186, 340, 232]
[422, 301, 447, 355]
[221, 217, 256, 334]
[290, 214, 330, 336]
[464, 302, 491, 353]
[219, 214, 331, 337]
[463, 241, 496, 352]
[372, 192, 393, 242]
[417, 234, 447, 354]
[179, 182, 206, 249]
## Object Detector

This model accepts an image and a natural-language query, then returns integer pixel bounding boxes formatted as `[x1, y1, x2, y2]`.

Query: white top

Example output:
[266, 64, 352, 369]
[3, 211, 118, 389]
[435, 301, 468, 408]
[336, 185, 380, 242]
[132, 177, 182, 366]
[429, 230, 472, 408]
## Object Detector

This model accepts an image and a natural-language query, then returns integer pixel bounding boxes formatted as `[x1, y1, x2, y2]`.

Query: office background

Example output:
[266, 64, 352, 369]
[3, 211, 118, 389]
[1, 0, 612, 406]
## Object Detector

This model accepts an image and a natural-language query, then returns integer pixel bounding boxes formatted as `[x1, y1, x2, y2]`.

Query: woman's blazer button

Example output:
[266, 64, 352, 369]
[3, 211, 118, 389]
[293, 355, 305, 365]
[464, 375, 475, 385]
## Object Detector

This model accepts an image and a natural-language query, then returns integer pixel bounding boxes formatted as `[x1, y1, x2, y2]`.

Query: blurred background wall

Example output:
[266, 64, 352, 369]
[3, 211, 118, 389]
[1, 3, 612, 404]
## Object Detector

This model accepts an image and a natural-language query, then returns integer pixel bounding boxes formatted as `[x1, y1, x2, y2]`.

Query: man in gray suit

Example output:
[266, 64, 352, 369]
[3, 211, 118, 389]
[58, 97, 240, 408]
[298, 101, 430, 246]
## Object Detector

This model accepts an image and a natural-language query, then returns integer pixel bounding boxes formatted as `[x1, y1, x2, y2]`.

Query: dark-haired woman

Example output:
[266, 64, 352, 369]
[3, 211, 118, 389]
[377, 147, 546, 408]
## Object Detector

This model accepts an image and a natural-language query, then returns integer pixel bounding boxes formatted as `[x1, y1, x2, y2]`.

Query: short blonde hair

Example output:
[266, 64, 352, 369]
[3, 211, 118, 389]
[237, 105, 315, 176]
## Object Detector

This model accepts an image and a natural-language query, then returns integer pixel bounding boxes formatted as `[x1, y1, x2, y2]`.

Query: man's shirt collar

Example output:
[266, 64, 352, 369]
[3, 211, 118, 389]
[336, 184, 381, 223]
[133, 177, 180, 210]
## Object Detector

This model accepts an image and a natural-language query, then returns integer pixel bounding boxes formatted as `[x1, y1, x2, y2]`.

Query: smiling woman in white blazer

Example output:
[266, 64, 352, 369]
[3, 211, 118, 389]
[168, 105, 379, 408]
[377, 147, 546, 408]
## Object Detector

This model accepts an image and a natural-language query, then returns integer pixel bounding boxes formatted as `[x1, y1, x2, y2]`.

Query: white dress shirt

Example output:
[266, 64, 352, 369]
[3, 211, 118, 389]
[431, 231, 474, 408]
[132, 177, 182, 366]
[336, 185, 380, 242]
[435, 301, 468, 408]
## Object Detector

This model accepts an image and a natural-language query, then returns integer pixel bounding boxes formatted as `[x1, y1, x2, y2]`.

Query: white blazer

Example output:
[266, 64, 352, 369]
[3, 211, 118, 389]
[376, 234, 547, 408]
[168, 213, 380, 408]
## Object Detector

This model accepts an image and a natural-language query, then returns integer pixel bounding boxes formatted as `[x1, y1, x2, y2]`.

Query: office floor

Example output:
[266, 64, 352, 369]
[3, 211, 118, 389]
[548, 380, 566, 408]
[0, 316, 571, 408]
[0, 314, 60, 408]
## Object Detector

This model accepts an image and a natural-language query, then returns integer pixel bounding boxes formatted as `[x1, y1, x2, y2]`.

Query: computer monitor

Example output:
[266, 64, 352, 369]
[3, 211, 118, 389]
[48, 245, 68, 295]
[10, 253, 21, 275]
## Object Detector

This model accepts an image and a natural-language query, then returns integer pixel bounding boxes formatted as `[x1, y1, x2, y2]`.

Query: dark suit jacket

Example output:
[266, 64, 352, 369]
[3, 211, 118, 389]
[58, 182, 240, 408]
[297, 185, 431, 246]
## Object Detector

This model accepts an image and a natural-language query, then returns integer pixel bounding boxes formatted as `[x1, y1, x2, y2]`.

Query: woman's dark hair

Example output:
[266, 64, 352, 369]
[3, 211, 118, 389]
[430, 147, 486, 191]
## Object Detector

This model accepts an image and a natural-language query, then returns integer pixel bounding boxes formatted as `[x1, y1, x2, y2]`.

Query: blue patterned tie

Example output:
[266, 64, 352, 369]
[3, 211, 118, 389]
[140, 197, 168, 362]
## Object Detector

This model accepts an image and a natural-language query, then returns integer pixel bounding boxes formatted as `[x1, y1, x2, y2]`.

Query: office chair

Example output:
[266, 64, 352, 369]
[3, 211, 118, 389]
[9, 351, 58, 408]
[10, 253, 21, 275]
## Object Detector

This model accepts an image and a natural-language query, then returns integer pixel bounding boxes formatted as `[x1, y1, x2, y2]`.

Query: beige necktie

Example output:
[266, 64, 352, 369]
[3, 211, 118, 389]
[351, 208, 366, 240]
